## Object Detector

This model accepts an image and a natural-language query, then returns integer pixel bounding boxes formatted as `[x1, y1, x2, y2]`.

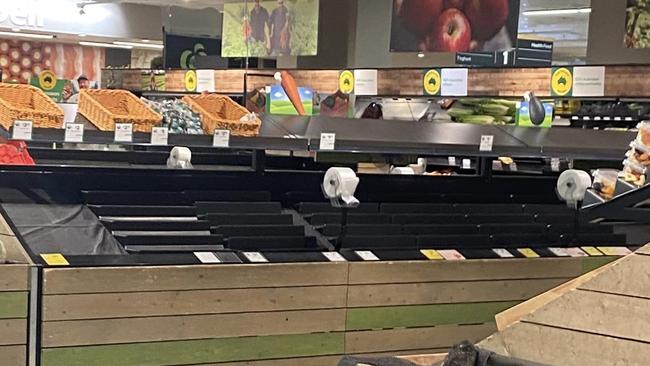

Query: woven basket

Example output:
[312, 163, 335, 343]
[0, 84, 64, 129]
[78, 89, 162, 132]
[182, 94, 261, 137]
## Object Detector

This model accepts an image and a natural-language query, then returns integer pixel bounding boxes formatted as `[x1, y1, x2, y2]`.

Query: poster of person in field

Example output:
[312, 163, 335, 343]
[222, 0, 319, 57]
[625, 0, 650, 48]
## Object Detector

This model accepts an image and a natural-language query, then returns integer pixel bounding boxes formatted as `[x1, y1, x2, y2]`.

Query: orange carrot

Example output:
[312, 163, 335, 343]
[280, 70, 305, 115]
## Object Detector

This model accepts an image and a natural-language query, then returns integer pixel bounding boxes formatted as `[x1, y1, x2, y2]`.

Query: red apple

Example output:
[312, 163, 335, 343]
[463, 0, 509, 41]
[444, 0, 464, 9]
[430, 8, 471, 52]
[399, 0, 444, 37]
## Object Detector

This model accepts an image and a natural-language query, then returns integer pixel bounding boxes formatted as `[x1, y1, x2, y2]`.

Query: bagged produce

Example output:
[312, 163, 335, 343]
[143, 98, 204, 135]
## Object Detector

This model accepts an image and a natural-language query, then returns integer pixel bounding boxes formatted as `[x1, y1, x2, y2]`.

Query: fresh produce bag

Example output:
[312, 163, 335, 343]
[0, 140, 35, 166]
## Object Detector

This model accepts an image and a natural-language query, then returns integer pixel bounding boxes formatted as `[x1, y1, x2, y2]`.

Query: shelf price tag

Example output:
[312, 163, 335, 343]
[493, 248, 514, 258]
[355, 250, 379, 261]
[462, 159, 471, 169]
[151, 127, 169, 146]
[115, 123, 133, 142]
[551, 158, 561, 172]
[12, 120, 32, 140]
[320, 133, 336, 151]
[243, 251, 268, 263]
[448, 157, 456, 166]
[420, 249, 443, 260]
[213, 129, 230, 148]
[323, 252, 347, 262]
[64, 123, 84, 143]
[438, 249, 466, 261]
[194, 252, 221, 264]
[40, 253, 69, 266]
[479, 135, 494, 152]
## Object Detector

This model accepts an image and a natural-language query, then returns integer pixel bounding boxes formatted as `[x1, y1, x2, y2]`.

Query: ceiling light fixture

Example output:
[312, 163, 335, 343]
[113, 41, 164, 50]
[523, 8, 591, 16]
[0, 31, 54, 40]
[79, 41, 132, 49]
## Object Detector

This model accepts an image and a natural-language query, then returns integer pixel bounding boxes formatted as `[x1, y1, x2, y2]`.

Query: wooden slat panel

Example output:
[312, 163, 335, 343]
[43, 263, 348, 294]
[579, 254, 650, 298]
[0, 266, 29, 291]
[41, 332, 344, 366]
[524, 289, 650, 342]
[198, 355, 342, 366]
[43, 309, 346, 347]
[480, 322, 650, 366]
[215, 70, 247, 94]
[0, 319, 27, 346]
[605, 66, 650, 97]
[352, 348, 448, 359]
[348, 259, 583, 285]
[346, 301, 518, 330]
[43, 285, 347, 321]
[345, 323, 496, 354]
[348, 278, 569, 307]
[0, 345, 26, 366]
[0, 292, 28, 319]
[468, 68, 551, 97]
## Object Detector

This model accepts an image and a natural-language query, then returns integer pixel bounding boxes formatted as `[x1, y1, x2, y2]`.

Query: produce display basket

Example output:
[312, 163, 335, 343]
[182, 94, 261, 137]
[78, 89, 162, 132]
[0, 84, 64, 129]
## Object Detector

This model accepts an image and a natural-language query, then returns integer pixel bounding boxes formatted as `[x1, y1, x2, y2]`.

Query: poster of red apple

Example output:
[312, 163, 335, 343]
[390, 0, 520, 53]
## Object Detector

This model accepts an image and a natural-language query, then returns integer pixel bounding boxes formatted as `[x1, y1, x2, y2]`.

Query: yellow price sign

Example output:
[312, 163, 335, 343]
[420, 249, 443, 260]
[184, 70, 197, 92]
[517, 248, 540, 258]
[38, 70, 57, 91]
[339, 70, 354, 94]
[423, 69, 441, 96]
[551, 67, 573, 96]
[581, 246, 604, 256]
[40, 253, 70, 266]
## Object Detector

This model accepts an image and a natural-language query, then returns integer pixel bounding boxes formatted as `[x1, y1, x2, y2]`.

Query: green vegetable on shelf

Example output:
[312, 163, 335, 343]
[457, 115, 496, 124]
[448, 107, 476, 119]
[478, 103, 511, 116]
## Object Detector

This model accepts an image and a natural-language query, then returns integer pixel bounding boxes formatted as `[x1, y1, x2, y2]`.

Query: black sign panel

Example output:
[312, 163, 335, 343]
[164, 33, 222, 69]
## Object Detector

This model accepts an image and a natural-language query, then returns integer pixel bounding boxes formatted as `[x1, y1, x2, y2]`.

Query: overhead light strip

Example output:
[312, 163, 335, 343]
[79, 41, 132, 49]
[0, 31, 54, 40]
[523, 8, 592, 16]
[113, 41, 164, 50]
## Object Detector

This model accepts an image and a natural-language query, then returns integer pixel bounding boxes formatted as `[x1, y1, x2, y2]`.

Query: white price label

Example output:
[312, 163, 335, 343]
[551, 158, 561, 172]
[323, 252, 347, 262]
[320, 133, 336, 150]
[448, 157, 456, 166]
[64, 123, 84, 143]
[480, 135, 494, 152]
[462, 159, 471, 169]
[150, 127, 169, 146]
[194, 252, 221, 264]
[213, 129, 230, 148]
[438, 249, 466, 261]
[355, 250, 379, 261]
[12, 120, 32, 140]
[114, 123, 133, 142]
[493, 248, 514, 258]
[548, 248, 570, 257]
[243, 251, 268, 263]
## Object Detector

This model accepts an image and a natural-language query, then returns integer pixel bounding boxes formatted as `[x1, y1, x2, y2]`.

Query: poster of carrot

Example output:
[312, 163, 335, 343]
[625, 0, 650, 48]
[221, 0, 319, 57]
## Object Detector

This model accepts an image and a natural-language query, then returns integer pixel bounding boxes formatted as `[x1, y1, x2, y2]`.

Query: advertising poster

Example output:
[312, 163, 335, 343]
[222, 0, 319, 57]
[269, 84, 313, 116]
[624, 0, 650, 48]
[141, 71, 166, 92]
[164, 33, 221, 69]
[390, 0, 520, 53]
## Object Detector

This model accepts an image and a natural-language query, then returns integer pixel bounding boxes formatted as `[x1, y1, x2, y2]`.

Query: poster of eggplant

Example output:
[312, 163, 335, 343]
[390, 0, 520, 53]
[625, 0, 650, 48]
[222, 0, 319, 57]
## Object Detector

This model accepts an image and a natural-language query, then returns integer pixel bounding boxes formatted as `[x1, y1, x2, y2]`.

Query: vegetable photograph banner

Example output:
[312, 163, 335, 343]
[222, 0, 319, 57]
[624, 0, 650, 48]
[390, 0, 520, 53]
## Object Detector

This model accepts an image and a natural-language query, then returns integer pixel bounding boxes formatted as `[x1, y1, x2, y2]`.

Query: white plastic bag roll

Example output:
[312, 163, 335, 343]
[557, 169, 592, 208]
[390, 166, 416, 175]
[167, 146, 193, 169]
[323, 167, 360, 207]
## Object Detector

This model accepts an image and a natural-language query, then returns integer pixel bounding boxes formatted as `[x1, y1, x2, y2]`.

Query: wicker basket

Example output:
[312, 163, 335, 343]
[0, 84, 64, 129]
[182, 94, 261, 137]
[78, 89, 162, 132]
